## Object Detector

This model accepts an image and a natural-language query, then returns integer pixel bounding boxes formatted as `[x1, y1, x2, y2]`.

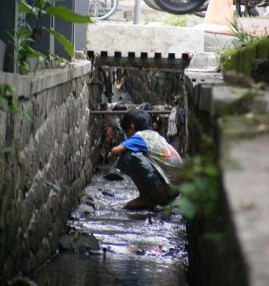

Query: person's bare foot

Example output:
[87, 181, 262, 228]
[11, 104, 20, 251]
[123, 196, 156, 210]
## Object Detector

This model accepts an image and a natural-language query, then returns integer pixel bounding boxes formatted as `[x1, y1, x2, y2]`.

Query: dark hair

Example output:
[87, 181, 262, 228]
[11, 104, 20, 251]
[121, 109, 152, 132]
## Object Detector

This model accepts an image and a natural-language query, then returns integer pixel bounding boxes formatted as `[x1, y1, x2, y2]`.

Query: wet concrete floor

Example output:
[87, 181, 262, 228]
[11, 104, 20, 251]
[31, 164, 188, 286]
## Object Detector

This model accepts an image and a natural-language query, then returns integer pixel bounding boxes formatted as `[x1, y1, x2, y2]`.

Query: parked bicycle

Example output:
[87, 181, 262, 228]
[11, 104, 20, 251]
[88, 0, 207, 20]
[151, 0, 207, 15]
[88, 0, 120, 20]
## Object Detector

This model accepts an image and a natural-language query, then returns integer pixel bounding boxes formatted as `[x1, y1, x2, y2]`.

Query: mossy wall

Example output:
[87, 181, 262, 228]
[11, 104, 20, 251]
[221, 38, 269, 76]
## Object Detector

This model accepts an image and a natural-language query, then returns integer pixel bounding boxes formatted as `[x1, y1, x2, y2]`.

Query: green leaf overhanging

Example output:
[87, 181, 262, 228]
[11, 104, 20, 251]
[46, 6, 92, 23]
[44, 27, 74, 57]
[18, 1, 46, 17]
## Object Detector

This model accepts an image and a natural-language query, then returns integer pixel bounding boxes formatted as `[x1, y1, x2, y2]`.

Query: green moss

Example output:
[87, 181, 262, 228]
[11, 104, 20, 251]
[239, 44, 257, 76]
[164, 14, 188, 27]
[219, 48, 238, 72]
[218, 37, 269, 76]
[256, 38, 269, 59]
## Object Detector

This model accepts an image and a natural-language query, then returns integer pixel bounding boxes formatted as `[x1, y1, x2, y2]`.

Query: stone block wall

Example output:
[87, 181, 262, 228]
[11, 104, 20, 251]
[0, 61, 101, 282]
[125, 70, 184, 105]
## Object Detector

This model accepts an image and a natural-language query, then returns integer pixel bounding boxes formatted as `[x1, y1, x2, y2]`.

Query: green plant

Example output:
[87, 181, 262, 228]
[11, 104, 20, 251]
[43, 53, 70, 69]
[0, 84, 17, 113]
[215, 17, 269, 73]
[142, 12, 151, 24]
[0, 83, 32, 176]
[216, 46, 237, 72]
[163, 155, 221, 220]
[164, 14, 188, 27]
[9, 23, 44, 74]
[0, 84, 18, 159]
[0, 83, 32, 122]
[13, 0, 92, 74]
[229, 18, 256, 46]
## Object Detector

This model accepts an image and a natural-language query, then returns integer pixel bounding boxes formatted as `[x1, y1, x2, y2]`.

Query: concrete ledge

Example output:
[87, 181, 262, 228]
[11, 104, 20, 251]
[0, 60, 91, 98]
[185, 76, 269, 285]
[237, 18, 269, 37]
[220, 122, 269, 286]
[86, 23, 204, 58]
[188, 82, 269, 117]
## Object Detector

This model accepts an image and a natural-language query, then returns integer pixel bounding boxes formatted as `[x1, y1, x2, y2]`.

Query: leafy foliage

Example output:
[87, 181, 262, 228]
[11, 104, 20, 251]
[0, 84, 18, 163]
[9, 24, 45, 74]
[0, 84, 17, 113]
[216, 46, 237, 73]
[46, 5, 91, 23]
[163, 155, 221, 220]
[141, 7, 190, 26]
[164, 14, 188, 27]
[229, 19, 256, 46]
[14, 0, 92, 74]
[216, 18, 269, 73]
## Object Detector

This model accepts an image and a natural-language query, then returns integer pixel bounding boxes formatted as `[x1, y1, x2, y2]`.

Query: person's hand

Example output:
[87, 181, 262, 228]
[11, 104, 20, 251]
[108, 144, 125, 158]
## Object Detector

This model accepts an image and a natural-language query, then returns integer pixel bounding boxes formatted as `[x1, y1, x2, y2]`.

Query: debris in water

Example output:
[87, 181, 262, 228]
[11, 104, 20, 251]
[102, 189, 115, 197]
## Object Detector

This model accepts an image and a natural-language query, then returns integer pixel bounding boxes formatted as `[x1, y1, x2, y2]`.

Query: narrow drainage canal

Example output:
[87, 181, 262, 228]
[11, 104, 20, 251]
[31, 68, 189, 286]
[31, 165, 188, 286]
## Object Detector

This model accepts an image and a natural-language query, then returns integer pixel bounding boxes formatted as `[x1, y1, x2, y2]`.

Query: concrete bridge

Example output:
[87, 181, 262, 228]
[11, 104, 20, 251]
[86, 23, 204, 59]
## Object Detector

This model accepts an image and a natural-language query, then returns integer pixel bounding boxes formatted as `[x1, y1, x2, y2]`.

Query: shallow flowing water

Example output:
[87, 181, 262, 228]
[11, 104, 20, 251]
[31, 165, 188, 286]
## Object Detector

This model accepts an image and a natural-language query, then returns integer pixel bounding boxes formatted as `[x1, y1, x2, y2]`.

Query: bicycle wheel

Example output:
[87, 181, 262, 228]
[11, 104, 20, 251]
[153, 0, 207, 15]
[194, 0, 209, 17]
[143, 0, 162, 11]
[89, 0, 119, 20]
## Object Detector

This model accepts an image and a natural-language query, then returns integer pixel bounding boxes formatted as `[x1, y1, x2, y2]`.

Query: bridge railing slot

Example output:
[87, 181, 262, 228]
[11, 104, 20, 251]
[168, 53, 176, 60]
[114, 51, 122, 58]
[154, 53, 162, 59]
[140, 52, 148, 59]
[128, 52, 136, 58]
[101, 51, 108, 57]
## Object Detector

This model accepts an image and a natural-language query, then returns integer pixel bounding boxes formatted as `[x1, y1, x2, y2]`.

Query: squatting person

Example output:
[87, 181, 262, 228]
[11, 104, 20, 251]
[108, 109, 183, 210]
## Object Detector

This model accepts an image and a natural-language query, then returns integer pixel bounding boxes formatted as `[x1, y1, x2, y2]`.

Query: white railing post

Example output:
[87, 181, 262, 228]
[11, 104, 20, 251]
[134, 0, 142, 24]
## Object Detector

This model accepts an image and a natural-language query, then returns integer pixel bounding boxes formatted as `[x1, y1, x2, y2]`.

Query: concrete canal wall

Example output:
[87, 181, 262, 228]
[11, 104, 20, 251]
[0, 60, 102, 282]
[184, 69, 269, 286]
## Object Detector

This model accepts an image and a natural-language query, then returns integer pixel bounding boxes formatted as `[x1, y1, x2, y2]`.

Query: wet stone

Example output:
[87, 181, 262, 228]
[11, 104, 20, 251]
[78, 202, 95, 214]
[59, 231, 101, 253]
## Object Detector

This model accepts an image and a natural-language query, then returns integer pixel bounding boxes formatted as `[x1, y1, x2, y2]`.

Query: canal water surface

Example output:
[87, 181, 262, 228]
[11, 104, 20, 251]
[31, 165, 188, 286]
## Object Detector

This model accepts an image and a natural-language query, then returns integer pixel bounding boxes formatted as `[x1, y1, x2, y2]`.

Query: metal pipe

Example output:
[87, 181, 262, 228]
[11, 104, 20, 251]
[134, 0, 142, 24]
[90, 110, 171, 115]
